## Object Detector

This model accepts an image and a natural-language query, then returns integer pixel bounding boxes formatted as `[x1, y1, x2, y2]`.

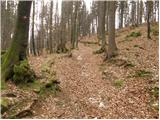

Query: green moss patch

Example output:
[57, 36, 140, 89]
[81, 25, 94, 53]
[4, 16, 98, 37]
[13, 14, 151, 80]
[12, 59, 36, 84]
[128, 69, 152, 78]
[112, 79, 124, 87]
[126, 31, 141, 38]
[150, 85, 159, 98]
[38, 80, 60, 96]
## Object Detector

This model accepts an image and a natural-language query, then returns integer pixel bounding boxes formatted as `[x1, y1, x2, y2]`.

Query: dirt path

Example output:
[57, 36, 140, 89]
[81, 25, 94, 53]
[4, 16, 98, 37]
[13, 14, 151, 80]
[31, 42, 157, 119]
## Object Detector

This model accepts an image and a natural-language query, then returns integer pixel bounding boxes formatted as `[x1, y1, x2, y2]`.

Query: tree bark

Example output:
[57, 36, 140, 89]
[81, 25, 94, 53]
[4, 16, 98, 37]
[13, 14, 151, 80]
[97, 1, 106, 51]
[139, 0, 143, 24]
[119, 1, 124, 28]
[1, 1, 32, 87]
[107, 1, 118, 59]
[31, 1, 36, 55]
[147, 1, 151, 39]
[49, 1, 53, 53]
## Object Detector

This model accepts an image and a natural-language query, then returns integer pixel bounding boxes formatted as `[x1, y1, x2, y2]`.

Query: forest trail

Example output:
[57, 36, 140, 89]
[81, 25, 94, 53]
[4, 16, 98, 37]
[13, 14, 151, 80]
[30, 36, 158, 119]
[31, 43, 110, 118]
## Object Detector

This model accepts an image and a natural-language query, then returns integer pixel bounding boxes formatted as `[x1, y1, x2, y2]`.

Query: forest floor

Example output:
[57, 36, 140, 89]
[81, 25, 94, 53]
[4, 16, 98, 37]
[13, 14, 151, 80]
[1, 23, 159, 119]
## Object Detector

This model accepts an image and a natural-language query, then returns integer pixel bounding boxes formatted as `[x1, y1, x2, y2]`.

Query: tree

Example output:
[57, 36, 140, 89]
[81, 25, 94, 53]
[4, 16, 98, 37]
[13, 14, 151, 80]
[1, 1, 17, 50]
[136, 0, 140, 25]
[97, 1, 106, 52]
[130, 1, 136, 26]
[119, 1, 124, 28]
[139, 0, 143, 24]
[106, 1, 117, 59]
[71, 1, 81, 49]
[49, 0, 53, 53]
[31, 1, 36, 55]
[57, 1, 68, 52]
[146, 1, 152, 39]
[1, 1, 32, 87]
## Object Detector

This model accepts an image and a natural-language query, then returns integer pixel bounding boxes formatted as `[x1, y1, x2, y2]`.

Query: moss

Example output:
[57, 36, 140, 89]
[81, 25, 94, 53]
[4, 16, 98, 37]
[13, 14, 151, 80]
[12, 59, 36, 84]
[134, 69, 152, 77]
[128, 69, 152, 78]
[38, 80, 60, 96]
[112, 79, 123, 87]
[126, 31, 141, 38]
[0, 97, 9, 108]
[18, 80, 42, 93]
[1, 97, 10, 114]
[152, 28, 159, 36]
[150, 85, 159, 98]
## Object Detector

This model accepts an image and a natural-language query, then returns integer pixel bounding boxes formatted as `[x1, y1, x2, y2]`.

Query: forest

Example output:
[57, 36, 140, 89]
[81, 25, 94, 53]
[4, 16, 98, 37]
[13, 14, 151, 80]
[1, 0, 159, 119]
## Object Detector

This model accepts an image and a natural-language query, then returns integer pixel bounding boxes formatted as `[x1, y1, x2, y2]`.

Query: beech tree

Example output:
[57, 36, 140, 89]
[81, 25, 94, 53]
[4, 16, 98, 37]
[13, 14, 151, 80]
[106, 1, 117, 59]
[1, 1, 32, 86]
[97, 1, 106, 52]
[31, 1, 36, 55]
[119, 1, 124, 28]
[146, 1, 152, 39]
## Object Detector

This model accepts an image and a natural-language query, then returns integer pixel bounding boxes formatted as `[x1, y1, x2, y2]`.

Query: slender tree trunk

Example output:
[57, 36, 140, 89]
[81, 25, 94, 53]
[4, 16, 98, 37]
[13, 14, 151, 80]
[119, 1, 124, 28]
[31, 1, 36, 55]
[139, 0, 143, 24]
[136, 0, 140, 25]
[49, 1, 53, 53]
[97, 1, 106, 51]
[147, 1, 151, 39]
[1, 1, 32, 87]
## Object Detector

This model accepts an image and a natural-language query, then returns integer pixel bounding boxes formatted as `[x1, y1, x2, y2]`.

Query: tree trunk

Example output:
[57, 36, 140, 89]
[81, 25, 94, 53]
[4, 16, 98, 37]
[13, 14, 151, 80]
[105, 2, 109, 32]
[107, 1, 117, 59]
[139, 0, 143, 24]
[119, 1, 124, 28]
[97, 1, 106, 51]
[136, 0, 140, 25]
[147, 1, 151, 39]
[49, 1, 53, 53]
[1, 1, 32, 87]
[31, 1, 36, 55]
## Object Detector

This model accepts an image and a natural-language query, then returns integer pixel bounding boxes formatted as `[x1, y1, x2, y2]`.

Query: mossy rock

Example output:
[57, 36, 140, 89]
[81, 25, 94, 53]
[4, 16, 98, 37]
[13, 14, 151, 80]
[126, 31, 141, 38]
[18, 80, 42, 93]
[1, 97, 10, 114]
[12, 59, 36, 84]
[39, 80, 60, 95]
[3, 99, 35, 119]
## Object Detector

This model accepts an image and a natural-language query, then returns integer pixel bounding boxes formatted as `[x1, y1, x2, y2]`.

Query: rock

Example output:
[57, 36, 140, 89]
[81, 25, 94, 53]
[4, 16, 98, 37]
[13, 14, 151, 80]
[77, 56, 82, 60]
[2, 99, 36, 119]
[99, 102, 105, 108]
[1, 97, 11, 114]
